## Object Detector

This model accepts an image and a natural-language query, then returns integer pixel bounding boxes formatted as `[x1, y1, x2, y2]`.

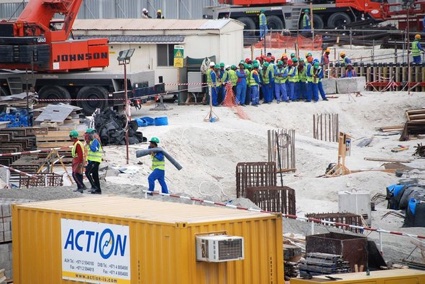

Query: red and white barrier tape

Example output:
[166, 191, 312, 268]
[143, 190, 425, 241]
[0, 146, 71, 157]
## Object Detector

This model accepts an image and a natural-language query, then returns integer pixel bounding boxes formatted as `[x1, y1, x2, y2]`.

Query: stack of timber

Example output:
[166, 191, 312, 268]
[299, 252, 351, 277]
[400, 109, 425, 141]
[34, 104, 83, 164]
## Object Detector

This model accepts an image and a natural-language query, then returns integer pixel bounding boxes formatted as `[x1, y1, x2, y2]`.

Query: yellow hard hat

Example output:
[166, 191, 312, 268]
[157, 9, 162, 13]
[325, 48, 331, 53]
[340, 51, 345, 57]
[415, 34, 421, 39]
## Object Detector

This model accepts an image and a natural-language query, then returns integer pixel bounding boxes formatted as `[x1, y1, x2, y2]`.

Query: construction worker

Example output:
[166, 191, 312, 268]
[205, 62, 215, 105]
[141, 8, 151, 19]
[227, 65, 238, 99]
[287, 58, 298, 101]
[245, 63, 252, 106]
[259, 9, 267, 40]
[315, 60, 328, 101]
[70, 130, 86, 193]
[274, 60, 289, 103]
[156, 9, 164, 19]
[236, 61, 247, 106]
[321, 47, 331, 65]
[344, 63, 357, 77]
[309, 62, 320, 102]
[147, 137, 168, 195]
[250, 63, 261, 106]
[211, 64, 220, 106]
[305, 58, 314, 102]
[84, 128, 102, 194]
[302, 9, 311, 31]
[297, 58, 307, 101]
[261, 62, 272, 103]
[218, 62, 226, 104]
[340, 51, 351, 66]
[411, 34, 424, 64]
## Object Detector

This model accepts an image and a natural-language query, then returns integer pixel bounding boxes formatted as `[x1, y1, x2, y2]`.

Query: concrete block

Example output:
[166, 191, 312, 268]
[338, 191, 372, 226]
[336, 77, 366, 94]
[0, 204, 11, 217]
[322, 78, 337, 94]
[0, 242, 12, 280]
[0, 168, 9, 188]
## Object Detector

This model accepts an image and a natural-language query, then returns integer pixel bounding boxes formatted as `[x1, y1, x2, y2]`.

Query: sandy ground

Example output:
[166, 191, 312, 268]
[2, 89, 425, 266]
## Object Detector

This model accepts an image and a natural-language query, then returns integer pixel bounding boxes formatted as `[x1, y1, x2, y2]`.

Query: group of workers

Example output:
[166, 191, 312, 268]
[142, 8, 164, 19]
[205, 52, 343, 107]
[70, 128, 103, 194]
[70, 130, 169, 195]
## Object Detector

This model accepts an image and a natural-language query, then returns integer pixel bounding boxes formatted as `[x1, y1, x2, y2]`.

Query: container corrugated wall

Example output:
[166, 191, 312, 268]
[12, 196, 284, 284]
[0, 0, 218, 19]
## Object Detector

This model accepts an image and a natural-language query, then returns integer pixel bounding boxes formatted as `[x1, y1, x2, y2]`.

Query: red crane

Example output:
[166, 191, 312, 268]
[0, 0, 109, 72]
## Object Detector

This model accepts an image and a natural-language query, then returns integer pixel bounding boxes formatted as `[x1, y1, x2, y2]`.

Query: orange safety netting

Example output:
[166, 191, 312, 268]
[254, 33, 323, 50]
[222, 83, 249, 120]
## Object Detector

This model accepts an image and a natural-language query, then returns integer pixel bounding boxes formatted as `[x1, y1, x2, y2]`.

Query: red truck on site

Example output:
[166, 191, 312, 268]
[204, 0, 425, 32]
[0, 0, 161, 115]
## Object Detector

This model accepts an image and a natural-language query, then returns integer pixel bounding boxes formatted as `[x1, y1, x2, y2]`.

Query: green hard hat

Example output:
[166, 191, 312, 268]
[69, 130, 79, 138]
[244, 63, 248, 68]
[314, 62, 320, 68]
[247, 64, 252, 69]
[85, 128, 95, 134]
[149, 137, 160, 144]
[214, 64, 220, 69]
[292, 57, 298, 62]
[290, 53, 295, 58]
[253, 62, 259, 68]
[304, 9, 309, 13]
[260, 9, 265, 13]
[277, 60, 283, 65]
[298, 58, 305, 63]
[220, 62, 225, 67]
[231, 65, 237, 70]
[263, 62, 269, 68]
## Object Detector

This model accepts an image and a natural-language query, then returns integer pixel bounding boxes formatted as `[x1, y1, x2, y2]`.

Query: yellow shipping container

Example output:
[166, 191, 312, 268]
[290, 269, 425, 284]
[12, 196, 284, 284]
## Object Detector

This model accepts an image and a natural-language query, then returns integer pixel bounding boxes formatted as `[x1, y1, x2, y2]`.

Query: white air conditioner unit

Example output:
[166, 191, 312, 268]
[196, 235, 244, 262]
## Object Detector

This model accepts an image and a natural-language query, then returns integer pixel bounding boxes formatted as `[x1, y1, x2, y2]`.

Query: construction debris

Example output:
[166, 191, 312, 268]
[413, 143, 425, 157]
[400, 109, 425, 141]
[299, 252, 351, 278]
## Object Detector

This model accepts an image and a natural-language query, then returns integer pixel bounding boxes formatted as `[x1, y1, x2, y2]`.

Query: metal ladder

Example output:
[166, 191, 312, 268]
[289, 8, 302, 30]
[7, 77, 23, 95]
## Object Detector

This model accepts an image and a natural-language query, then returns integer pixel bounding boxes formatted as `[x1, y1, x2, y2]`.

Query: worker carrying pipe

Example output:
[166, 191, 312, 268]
[136, 137, 182, 194]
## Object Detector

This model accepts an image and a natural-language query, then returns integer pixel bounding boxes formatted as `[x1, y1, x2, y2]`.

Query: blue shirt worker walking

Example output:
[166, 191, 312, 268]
[412, 34, 424, 64]
[259, 9, 268, 40]
[147, 137, 169, 194]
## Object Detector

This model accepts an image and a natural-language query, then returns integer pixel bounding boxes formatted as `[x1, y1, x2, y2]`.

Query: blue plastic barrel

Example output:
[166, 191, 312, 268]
[140, 117, 155, 126]
[154, 116, 168, 126]
[136, 118, 148, 127]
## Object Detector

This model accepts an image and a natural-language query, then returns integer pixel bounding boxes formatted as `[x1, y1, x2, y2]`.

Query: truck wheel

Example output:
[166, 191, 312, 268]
[267, 15, 284, 30]
[313, 15, 324, 30]
[327, 12, 351, 29]
[76, 86, 108, 116]
[236, 17, 255, 36]
[38, 85, 71, 104]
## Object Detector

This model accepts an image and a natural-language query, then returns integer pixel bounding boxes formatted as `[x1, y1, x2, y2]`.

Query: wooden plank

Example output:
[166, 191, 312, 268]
[408, 114, 425, 120]
[406, 109, 425, 115]
[36, 141, 74, 148]
[364, 157, 413, 163]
